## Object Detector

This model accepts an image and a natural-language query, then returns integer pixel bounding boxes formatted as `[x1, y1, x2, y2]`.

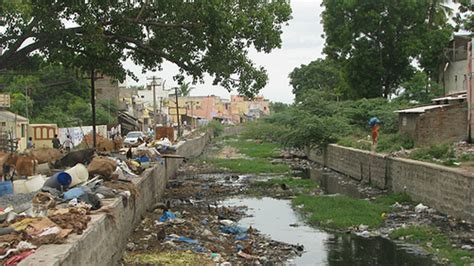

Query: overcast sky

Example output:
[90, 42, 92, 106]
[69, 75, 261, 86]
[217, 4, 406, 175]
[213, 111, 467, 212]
[124, 0, 324, 104]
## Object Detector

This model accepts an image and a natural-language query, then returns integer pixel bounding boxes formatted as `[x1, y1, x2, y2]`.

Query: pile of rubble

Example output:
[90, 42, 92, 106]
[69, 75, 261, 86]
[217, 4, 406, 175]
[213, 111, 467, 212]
[123, 172, 304, 265]
[0, 138, 174, 264]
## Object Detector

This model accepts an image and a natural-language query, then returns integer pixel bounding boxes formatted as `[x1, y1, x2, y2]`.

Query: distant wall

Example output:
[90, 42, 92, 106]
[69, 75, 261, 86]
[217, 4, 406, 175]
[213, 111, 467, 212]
[221, 125, 245, 137]
[307, 144, 474, 222]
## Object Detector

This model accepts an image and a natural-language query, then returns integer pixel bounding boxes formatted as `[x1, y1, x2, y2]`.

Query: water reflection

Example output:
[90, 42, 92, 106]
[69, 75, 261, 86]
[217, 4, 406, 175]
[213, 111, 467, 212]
[223, 197, 436, 266]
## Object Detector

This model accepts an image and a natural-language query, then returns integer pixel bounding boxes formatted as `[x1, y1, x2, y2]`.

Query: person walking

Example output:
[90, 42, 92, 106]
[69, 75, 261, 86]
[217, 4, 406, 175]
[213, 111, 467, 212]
[369, 117, 381, 153]
[27, 137, 34, 149]
[63, 135, 73, 152]
[52, 134, 61, 149]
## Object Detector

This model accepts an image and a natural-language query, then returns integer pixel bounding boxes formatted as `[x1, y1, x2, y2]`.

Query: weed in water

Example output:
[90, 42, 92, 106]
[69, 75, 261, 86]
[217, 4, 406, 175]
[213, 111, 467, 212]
[229, 139, 281, 158]
[390, 226, 473, 265]
[292, 193, 411, 229]
[208, 158, 289, 174]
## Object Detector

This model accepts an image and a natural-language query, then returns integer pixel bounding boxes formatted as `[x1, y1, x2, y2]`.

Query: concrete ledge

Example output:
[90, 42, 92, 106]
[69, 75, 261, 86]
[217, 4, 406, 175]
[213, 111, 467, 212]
[20, 132, 211, 266]
[307, 144, 474, 222]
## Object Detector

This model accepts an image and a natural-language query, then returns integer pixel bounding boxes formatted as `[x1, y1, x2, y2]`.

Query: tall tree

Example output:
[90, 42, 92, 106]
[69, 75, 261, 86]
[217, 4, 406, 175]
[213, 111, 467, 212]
[289, 58, 349, 101]
[177, 82, 194, 97]
[0, 0, 291, 97]
[322, 0, 452, 99]
[454, 0, 474, 32]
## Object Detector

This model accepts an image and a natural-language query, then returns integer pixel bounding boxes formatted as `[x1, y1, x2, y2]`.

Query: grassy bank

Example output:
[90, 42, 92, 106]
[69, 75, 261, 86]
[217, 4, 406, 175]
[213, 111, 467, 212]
[390, 226, 472, 265]
[206, 136, 290, 174]
[292, 193, 410, 229]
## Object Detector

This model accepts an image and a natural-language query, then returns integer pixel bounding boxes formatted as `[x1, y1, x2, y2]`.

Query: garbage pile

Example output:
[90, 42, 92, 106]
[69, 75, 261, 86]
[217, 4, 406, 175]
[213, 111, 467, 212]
[0, 141, 171, 264]
[124, 173, 303, 264]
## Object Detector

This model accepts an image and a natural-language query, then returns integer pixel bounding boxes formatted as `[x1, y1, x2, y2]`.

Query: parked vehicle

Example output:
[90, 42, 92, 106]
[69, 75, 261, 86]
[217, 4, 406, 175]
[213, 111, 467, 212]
[123, 131, 146, 147]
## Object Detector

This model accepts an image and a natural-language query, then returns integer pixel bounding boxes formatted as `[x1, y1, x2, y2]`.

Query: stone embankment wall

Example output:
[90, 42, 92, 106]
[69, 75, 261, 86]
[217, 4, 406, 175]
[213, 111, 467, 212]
[307, 144, 474, 222]
[20, 132, 211, 266]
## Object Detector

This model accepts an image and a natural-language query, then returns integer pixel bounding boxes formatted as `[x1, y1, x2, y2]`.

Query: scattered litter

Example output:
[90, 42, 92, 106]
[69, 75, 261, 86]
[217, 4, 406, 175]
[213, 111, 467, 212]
[159, 211, 177, 222]
[415, 203, 428, 213]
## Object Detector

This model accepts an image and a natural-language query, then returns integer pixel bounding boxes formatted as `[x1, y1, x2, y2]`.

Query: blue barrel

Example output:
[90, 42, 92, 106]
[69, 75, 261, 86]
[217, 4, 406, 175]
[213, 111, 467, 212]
[0, 181, 13, 196]
[43, 172, 72, 191]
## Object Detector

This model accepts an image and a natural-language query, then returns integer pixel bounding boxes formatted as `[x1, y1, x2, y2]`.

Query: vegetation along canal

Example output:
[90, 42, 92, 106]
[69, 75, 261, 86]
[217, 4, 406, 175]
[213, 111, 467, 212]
[122, 133, 473, 265]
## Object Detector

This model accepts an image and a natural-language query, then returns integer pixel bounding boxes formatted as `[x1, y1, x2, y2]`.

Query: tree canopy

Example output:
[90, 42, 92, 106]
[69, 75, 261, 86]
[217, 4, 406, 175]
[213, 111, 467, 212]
[320, 0, 452, 99]
[0, 0, 292, 97]
[0, 64, 117, 127]
[289, 58, 349, 101]
[176, 82, 194, 97]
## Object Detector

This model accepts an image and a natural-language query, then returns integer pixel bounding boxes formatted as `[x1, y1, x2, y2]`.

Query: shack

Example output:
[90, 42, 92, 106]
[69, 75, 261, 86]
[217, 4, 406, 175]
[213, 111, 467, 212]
[0, 110, 29, 151]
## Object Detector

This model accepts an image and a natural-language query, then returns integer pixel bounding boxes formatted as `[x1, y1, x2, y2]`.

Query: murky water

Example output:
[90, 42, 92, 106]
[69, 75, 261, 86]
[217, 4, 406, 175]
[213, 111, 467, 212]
[223, 197, 437, 266]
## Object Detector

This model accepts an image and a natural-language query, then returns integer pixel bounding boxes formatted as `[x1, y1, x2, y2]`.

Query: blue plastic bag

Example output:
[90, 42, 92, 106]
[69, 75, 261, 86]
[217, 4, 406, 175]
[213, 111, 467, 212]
[159, 211, 176, 222]
[220, 226, 247, 235]
[63, 187, 85, 200]
[368, 117, 381, 127]
[177, 236, 198, 244]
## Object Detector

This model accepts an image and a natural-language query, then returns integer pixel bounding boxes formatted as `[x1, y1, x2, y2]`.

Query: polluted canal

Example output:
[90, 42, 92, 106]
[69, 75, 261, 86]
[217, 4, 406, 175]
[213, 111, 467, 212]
[121, 136, 465, 265]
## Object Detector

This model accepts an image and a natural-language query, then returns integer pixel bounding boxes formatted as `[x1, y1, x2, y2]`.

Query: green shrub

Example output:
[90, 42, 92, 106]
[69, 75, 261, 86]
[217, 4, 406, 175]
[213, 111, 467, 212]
[207, 120, 223, 137]
[241, 121, 289, 143]
[409, 143, 455, 161]
[377, 133, 414, 152]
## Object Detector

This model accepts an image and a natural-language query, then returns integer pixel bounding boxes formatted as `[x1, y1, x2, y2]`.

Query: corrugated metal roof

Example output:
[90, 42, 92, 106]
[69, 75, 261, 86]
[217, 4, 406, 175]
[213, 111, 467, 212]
[395, 104, 450, 114]
[432, 93, 467, 102]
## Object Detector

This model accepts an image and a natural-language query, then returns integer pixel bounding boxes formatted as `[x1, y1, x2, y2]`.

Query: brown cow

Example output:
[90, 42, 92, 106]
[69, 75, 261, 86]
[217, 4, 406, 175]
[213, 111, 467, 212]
[6, 154, 38, 177]
[26, 148, 62, 164]
[87, 156, 117, 180]
[0, 152, 12, 178]
[97, 138, 124, 152]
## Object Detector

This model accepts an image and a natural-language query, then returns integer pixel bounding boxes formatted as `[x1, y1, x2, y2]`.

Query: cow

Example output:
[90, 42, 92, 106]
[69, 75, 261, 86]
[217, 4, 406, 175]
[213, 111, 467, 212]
[26, 148, 62, 164]
[87, 156, 117, 180]
[97, 137, 124, 153]
[5, 153, 38, 177]
[53, 149, 95, 169]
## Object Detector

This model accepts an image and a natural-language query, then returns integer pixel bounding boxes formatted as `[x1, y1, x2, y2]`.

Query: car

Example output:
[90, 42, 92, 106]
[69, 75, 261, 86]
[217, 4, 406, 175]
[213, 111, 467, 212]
[123, 131, 146, 147]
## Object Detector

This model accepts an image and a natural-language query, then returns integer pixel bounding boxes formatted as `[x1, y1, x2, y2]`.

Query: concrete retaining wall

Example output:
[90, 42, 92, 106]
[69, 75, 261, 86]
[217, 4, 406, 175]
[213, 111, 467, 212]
[20, 132, 211, 266]
[308, 144, 474, 222]
[221, 125, 245, 137]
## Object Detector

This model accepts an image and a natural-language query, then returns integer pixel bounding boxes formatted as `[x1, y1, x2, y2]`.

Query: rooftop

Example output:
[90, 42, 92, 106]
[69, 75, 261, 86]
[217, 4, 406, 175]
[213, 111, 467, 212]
[395, 104, 450, 114]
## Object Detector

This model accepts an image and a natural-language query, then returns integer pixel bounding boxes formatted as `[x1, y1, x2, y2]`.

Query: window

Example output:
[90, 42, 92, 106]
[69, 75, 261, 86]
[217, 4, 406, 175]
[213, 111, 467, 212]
[34, 126, 56, 140]
[21, 124, 25, 137]
[402, 117, 407, 127]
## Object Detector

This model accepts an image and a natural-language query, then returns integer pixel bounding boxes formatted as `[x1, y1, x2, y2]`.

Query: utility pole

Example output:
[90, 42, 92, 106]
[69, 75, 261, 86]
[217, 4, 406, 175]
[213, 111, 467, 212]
[91, 69, 97, 148]
[175, 87, 181, 137]
[147, 76, 162, 127]
[84, 70, 103, 149]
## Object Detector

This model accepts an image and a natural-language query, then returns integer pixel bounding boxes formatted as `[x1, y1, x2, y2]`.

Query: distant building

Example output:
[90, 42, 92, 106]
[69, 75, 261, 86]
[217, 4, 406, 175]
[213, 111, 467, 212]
[165, 94, 270, 125]
[0, 111, 28, 151]
[438, 35, 472, 95]
[396, 34, 473, 146]
[95, 75, 119, 106]
[28, 124, 58, 149]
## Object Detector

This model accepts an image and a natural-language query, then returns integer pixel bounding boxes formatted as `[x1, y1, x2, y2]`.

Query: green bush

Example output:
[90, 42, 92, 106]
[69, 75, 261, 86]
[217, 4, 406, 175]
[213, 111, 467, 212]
[377, 133, 414, 152]
[409, 143, 455, 164]
[207, 120, 224, 137]
[241, 121, 289, 143]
